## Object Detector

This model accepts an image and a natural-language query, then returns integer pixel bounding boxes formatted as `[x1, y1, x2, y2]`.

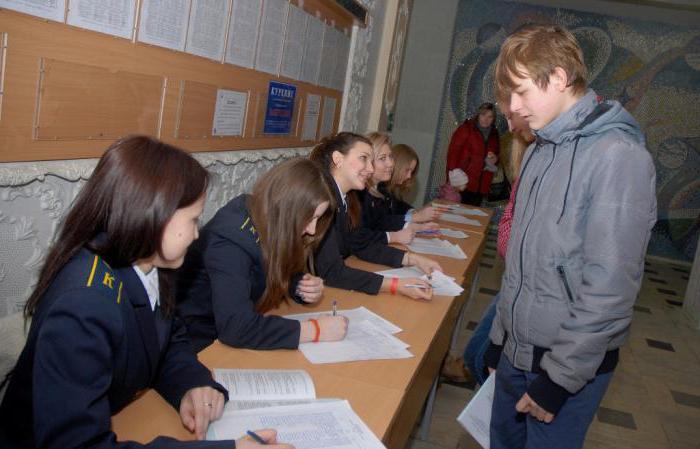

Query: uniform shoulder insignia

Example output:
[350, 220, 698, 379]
[85, 255, 124, 304]
[239, 216, 260, 243]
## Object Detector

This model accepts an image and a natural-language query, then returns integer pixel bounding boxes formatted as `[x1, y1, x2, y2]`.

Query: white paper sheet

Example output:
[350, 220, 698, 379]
[440, 213, 482, 226]
[434, 202, 489, 217]
[301, 93, 320, 140]
[332, 31, 350, 90]
[376, 267, 463, 296]
[439, 228, 468, 239]
[300, 15, 324, 85]
[254, 0, 287, 74]
[67, 0, 136, 39]
[318, 24, 338, 88]
[279, 4, 306, 80]
[212, 89, 247, 136]
[137, 0, 191, 51]
[185, 0, 228, 60]
[407, 237, 467, 259]
[319, 96, 336, 138]
[0, 0, 66, 22]
[457, 373, 495, 449]
[297, 320, 412, 364]
[285, 306, 402, 335]
[214, 369, 315, 401]
[207, 400, 386, 449]
[224, 0, 261, 68]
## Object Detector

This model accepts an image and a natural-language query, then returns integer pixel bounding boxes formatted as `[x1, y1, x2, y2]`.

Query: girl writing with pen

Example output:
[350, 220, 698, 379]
[0, 136, 288, 448]
[309, 132, 441, 300]
[177, 158, 348, 353]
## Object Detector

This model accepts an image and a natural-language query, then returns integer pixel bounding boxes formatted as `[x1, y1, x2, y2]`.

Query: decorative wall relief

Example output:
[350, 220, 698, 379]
[430, 0, 700, 262]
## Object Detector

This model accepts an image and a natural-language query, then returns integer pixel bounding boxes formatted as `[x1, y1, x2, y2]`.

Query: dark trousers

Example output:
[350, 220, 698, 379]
[490, 356, 613, 449]
[460, 190, 483, 206]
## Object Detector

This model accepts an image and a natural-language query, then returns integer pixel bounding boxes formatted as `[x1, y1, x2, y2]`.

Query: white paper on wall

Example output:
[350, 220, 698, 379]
[0, 0, 66, 22]
[319, 96, 336, 139]
[279, 4, 306, 80]
[299, 15, 324, 85]
[212, 89, 247, 136]
[67, 0, 136, 39]
[301, 93, 321, 141]
[254, 0, 288, 75]
[137, 0, 191, 51]
[224, 0, 262, 69]
[185, 0, 229, 60]
[318, 24, 338, 88]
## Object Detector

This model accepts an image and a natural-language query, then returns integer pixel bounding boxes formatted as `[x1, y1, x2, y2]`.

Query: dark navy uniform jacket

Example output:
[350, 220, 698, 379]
[0, 248, 231, 449]
[177, 195, 303, 353]
[378, 182, 413, 216]
[357, 184, 407, 232]
[314, 182, 405, 295]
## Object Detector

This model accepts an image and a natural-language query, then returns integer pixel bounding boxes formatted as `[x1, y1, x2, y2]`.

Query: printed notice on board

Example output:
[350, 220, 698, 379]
[254, 0, 288, 75]
[301, 94, 321, 141]
[319, 97, 336, 139]
[224, 0, 262, 69]
[138, 0, 191, 51]
[318, 25, 338, 88]
[279, 4, 306, 80]
[67, 0, 137, 39]
[263, 81, 296, 135]
[185, 0, 229, 61]
[212, 89, 247, 137]
[0, 0, 66, 22]
[300, 15, 324, 85]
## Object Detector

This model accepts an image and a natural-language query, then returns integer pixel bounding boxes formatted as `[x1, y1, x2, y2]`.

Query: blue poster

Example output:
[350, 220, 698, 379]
[263, 81, 297, 135]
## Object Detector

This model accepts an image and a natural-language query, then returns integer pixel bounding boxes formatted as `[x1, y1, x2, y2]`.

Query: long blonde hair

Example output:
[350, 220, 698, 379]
[388, 143, 419, 200]
[248, 158, 335, 313]
[366, 132, 392, 193]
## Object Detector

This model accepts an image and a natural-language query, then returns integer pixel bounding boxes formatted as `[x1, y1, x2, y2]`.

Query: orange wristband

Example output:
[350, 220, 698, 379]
[390, 277, 399, 295]
[310, 318, 320, 343]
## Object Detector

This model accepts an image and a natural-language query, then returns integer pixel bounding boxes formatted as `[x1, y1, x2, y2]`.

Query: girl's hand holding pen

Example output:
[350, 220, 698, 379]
[237, 429, 295, 448]
[397, 278, 433, 301]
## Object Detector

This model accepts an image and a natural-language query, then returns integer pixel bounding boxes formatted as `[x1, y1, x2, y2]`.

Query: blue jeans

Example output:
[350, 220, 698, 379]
[463, 296, 498, 384]
[490, 355, 613, 449]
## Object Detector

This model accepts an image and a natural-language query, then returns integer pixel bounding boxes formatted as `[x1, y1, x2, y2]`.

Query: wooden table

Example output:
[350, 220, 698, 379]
[112, 210, 491, 449]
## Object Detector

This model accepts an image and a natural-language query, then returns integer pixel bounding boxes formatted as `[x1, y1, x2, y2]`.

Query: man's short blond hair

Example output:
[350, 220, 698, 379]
[495, 24, 587, 96]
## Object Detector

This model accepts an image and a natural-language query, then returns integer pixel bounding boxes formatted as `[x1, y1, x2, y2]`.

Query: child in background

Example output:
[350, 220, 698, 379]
[439, 169, 469, 203]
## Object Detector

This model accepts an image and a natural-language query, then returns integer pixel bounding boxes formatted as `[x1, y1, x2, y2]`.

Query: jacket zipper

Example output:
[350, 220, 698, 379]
[510, 144, 557, 360]
[556, 265, 574, 303]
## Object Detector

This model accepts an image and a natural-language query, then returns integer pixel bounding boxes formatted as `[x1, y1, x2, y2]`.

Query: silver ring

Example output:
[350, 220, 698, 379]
[203, 402, 213, 408]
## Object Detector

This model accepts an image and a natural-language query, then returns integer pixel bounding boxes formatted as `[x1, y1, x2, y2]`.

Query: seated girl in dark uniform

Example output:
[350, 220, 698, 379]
[177, 158, 348, 353]
[0, 136, 287, 449]
[309, 132, 441, 300]
[358, 133, 439, 240]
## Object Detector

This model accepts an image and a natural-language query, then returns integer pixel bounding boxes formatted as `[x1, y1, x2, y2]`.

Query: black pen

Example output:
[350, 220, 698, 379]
[246, 430, 267, 444]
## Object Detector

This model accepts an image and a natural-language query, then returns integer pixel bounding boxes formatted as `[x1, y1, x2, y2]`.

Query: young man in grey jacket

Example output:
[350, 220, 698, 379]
[485, 24, 657, 449]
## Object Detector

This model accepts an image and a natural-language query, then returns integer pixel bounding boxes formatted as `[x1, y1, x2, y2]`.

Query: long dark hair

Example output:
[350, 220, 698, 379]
[24, 135, 209, 317]
[308, 132, 371, 229]
[248, 158, 335, 313]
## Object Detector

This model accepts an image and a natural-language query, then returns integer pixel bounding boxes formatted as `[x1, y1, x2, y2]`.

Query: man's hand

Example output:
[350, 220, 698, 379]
[515, 393, 554, 423]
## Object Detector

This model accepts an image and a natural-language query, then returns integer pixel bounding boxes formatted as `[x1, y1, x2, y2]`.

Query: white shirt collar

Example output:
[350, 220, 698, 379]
[133, 266, 160, 311]
[333, 178, 347, 209]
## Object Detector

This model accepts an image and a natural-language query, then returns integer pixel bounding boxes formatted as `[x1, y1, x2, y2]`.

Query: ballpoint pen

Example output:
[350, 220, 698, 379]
[332, 299, 337, 316]
[246, 430, 267, 444]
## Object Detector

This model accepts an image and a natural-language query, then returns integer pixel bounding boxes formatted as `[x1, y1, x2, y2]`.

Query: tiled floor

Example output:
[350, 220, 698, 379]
[406, 223, 698, 449]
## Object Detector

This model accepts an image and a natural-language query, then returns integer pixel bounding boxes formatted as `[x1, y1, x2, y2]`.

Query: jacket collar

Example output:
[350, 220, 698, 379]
[534, 89, 599, 145]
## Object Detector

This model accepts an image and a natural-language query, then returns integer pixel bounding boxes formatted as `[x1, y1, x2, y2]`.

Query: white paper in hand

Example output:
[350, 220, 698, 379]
[457, 374, 495, 449]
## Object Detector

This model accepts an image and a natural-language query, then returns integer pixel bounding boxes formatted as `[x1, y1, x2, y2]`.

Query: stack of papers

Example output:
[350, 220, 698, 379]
[407, 237, 467, 259]
[434, 203, 489, 217]
[285, 308, 412, 364]
[376, 267, 464, 296]
[440, 213, 482, 226]
[439, 228, 469, 239]
[208, 400, 386, 449]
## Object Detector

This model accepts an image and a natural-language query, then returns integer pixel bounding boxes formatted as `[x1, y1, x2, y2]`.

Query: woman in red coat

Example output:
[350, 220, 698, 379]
[446, 102, 500, 205]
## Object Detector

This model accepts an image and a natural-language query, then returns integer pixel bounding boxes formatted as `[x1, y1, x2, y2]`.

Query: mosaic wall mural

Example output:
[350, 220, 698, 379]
[429, 0, 700, 262]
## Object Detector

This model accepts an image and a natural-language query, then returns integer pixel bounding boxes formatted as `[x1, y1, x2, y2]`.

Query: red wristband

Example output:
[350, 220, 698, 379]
[390, 277, 399, 295]
[310, 318, 320, 343]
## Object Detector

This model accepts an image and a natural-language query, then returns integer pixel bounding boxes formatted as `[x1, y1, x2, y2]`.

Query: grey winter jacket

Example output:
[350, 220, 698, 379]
[489, 90, 657, 397]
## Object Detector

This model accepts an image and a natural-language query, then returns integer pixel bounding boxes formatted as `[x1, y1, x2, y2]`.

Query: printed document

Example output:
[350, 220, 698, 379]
[407, 237, 467, 259]
[207, 400, 386, 448]
[285, 306, 402, 335]
[440, 213, 482, 227]
[457, 374, 495, 449]
[214, 369, 317, 411]
[434, 202, 489, 217]
[376, 267, 464, 296]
